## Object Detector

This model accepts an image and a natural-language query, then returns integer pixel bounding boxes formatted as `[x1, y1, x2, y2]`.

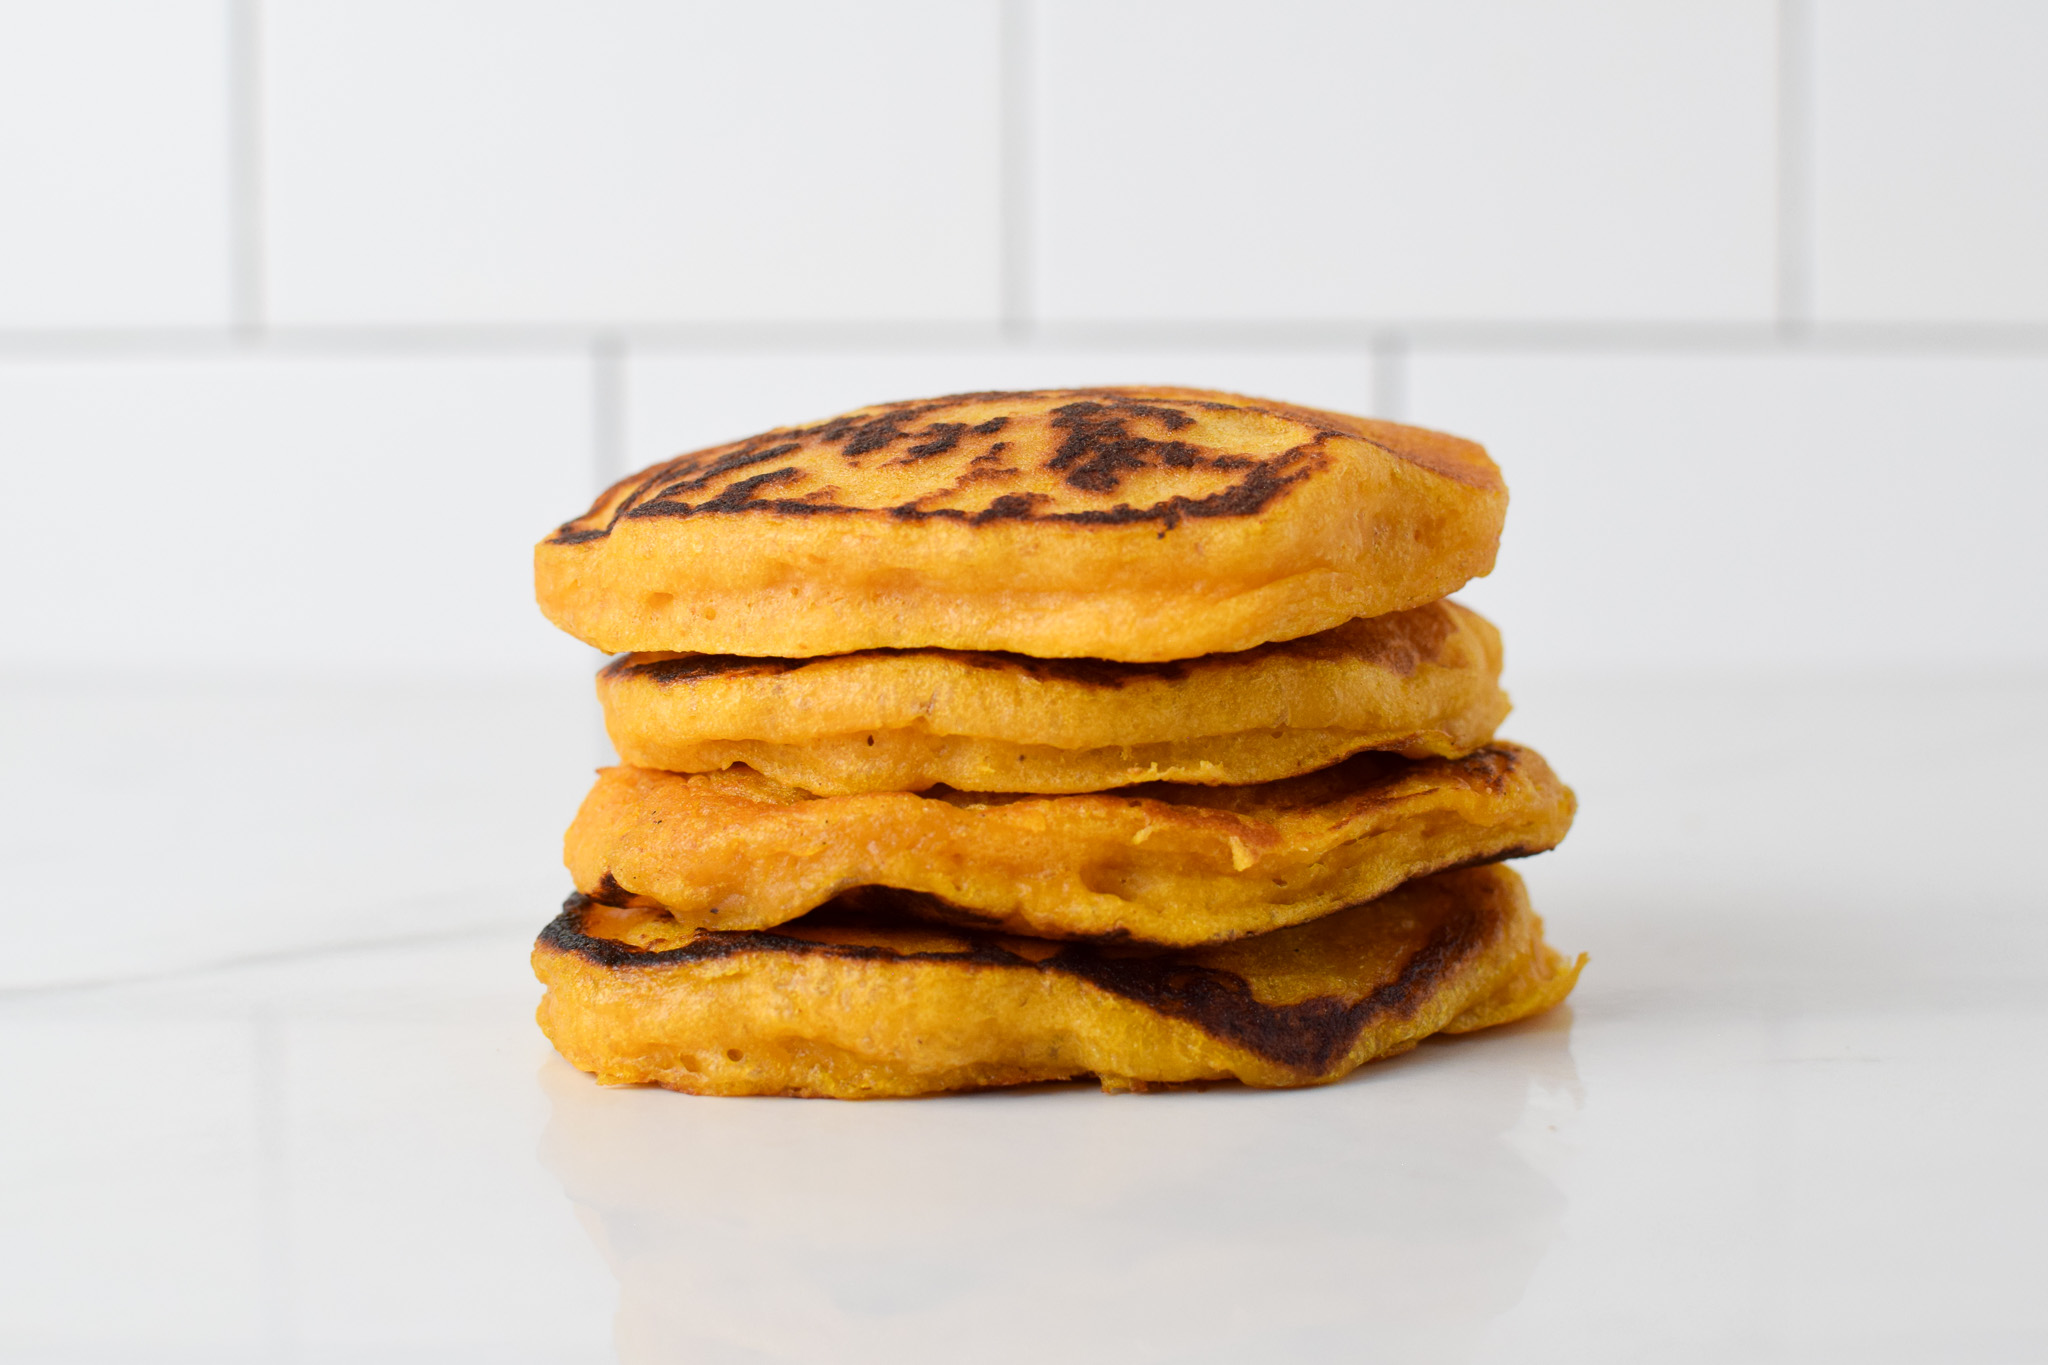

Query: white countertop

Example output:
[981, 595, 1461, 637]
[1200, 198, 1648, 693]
[4, 671, 2045, 1363]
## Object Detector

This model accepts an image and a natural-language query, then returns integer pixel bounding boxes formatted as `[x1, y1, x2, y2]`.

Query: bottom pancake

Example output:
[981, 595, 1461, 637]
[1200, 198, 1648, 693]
[532, 864, 1583, 1098]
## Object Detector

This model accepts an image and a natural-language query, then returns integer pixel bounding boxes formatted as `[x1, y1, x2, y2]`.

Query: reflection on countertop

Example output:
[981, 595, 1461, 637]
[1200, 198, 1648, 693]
[539, 1014, 1579, 1365]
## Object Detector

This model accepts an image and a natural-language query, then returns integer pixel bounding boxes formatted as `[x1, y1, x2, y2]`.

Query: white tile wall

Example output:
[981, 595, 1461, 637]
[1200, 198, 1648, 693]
[0, 353, 598, 678]
[1406, 349, 2048, 673]
[622, 348, 1376, 471]
[5, 0, 2048, 989]
[1813, 0, 2048, 322]
[262, 0, 1003, 326]
[1032, 0, 1779, 323]
[0, 4, 2041, 675]
[0, 0, 232, 327]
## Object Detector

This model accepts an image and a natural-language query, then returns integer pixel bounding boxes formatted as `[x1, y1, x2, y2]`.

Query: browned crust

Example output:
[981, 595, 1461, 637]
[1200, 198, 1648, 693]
[539, 875, 1504, 1076]
[533, 388, 1506, 660]
[591, 601, 1509, 793]
[601, 598, 1465, 692]
[546, 387, 1498, 543]
[1254, 398, 1501, 490]
[562, 742, 1577, 944]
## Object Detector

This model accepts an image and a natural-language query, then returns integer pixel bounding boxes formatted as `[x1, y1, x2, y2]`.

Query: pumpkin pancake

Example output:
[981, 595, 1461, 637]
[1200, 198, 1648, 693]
[532, 863, 1583, 1097]
[565, 743, 1574, 946]
[600, 599, 1509, 795]
[536, 387, 1505, 661]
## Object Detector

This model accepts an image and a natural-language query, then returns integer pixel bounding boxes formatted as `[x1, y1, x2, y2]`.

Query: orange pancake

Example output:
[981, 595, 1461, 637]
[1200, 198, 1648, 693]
[565, 743, 1575, 946]
[536, 388, 1505, 660]
[599, 600, 1510, 794]
[532, 864, 1583, 1097]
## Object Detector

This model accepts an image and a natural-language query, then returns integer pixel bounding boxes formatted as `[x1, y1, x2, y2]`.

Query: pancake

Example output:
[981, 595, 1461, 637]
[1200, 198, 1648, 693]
[532, 863, 1583, 1097]
[565, 743, 1574, 946]
[599, 599, 1509, 795]
[536, 387, 1505, 661]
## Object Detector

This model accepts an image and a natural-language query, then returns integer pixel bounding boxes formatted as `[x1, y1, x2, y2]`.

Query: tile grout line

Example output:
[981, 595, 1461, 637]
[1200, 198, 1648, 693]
[999, 0, 1035, 340]
[227, 0, 266, 336]
[1775, 0, 1816, 340]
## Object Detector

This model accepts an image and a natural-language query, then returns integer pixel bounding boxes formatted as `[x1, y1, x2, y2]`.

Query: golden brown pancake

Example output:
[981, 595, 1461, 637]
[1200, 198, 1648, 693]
[536, 387, 1505, 661]
[532, 864, 1583, 1097]
[600, 600, 1509, 795]
[565, 743, 1574, 946]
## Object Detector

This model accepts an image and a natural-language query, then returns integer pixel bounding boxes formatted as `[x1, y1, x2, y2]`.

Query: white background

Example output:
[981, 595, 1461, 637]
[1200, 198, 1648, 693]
[4, 0, 2045, 686]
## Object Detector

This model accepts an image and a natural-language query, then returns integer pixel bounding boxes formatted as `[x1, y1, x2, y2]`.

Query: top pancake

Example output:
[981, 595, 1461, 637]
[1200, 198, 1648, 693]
[536, 387, 1506, 661]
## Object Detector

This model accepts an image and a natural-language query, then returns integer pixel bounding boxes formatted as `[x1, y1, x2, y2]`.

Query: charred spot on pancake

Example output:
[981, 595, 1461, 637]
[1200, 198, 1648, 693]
[542, 893, 1034, 971]
[1054, 905, 1488, 1074]
[606, 652, 813, 685]
[847, 886, 1145, 944]
[897, 422, 969, 460]
[827, 406, 946, 460]
[1044, 458, 1318, 529]
[1044, 400, 1200, 492]
[542, 886, 1495, 1075]
[1136, 743, 1512, 812]
[969, 492, 1045, 523]
[1432, 845, 1547, 874]
[614, 644, 1195, 691]
[543, 388, 1363, 541]
[1445, 744, 1520, 795]
[950, 651, 1191, 687]
[587, 870, 665, 909]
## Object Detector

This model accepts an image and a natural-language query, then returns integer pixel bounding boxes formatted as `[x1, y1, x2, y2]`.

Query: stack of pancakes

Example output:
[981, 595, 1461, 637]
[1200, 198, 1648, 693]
[530, 387, 1582, 1098]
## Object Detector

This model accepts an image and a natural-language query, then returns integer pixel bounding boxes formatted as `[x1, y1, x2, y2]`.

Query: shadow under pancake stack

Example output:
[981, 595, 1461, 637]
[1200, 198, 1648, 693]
[529, 387, 1583, 1098]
